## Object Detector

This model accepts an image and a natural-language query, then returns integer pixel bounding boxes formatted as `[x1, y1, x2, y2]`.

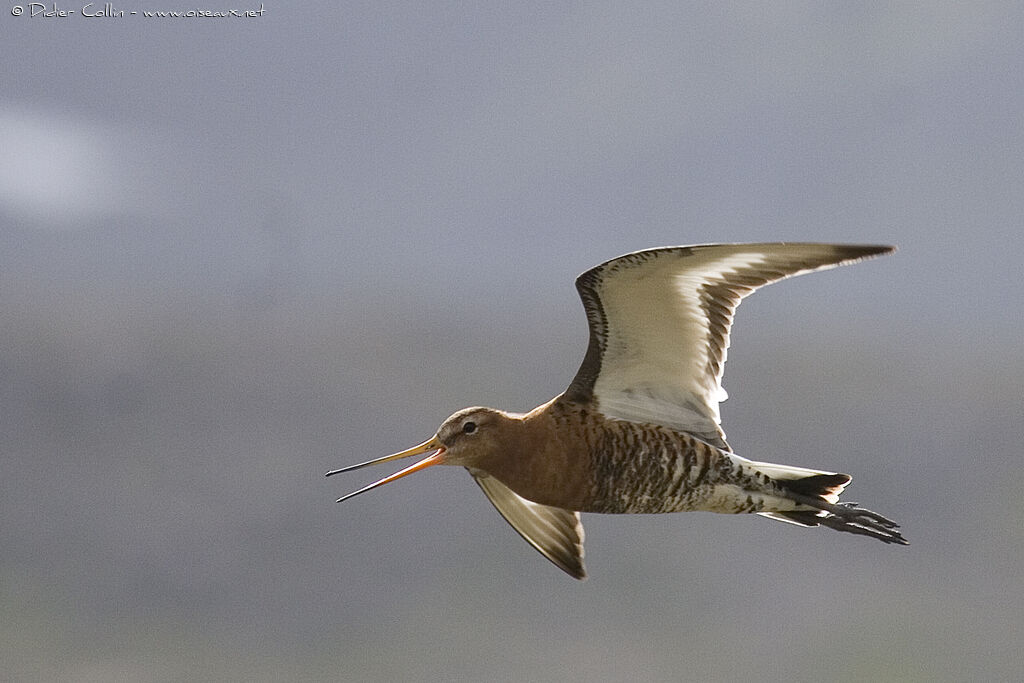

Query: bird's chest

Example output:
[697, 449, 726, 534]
[488, 441, 597, 512]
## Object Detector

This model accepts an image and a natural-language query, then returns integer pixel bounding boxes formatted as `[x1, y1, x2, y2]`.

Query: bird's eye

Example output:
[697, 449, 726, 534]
[462, 421, 477, 434]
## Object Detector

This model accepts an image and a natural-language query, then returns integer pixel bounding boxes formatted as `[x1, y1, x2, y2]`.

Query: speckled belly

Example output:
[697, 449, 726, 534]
[582, 420, 765, 514]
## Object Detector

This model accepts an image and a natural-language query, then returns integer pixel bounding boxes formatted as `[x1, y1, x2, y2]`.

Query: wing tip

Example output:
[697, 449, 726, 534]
[830, 243, 897, 261]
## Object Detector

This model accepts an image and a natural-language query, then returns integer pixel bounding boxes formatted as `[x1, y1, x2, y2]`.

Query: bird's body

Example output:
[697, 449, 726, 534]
[463, 399, 804, 516]
[329, 243, 907, 579]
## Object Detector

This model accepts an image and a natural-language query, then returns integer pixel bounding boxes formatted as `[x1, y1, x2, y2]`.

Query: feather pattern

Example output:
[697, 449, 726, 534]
[470, 469, 586, 579]
[566, 243, 894, 450]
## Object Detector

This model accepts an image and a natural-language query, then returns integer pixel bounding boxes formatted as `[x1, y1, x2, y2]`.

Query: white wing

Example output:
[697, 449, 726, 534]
[565, 243, 894, 450]
[469, 469, 586, 580]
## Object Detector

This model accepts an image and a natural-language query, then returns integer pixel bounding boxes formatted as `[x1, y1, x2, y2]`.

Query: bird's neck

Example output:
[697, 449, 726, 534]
[482, 396, 596, 509]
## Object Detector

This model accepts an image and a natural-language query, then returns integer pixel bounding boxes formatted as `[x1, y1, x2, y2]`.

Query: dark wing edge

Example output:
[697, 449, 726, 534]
[469, 469, 587, 580]
[566, 248, 695, 402]
[564, 242, 895, 406]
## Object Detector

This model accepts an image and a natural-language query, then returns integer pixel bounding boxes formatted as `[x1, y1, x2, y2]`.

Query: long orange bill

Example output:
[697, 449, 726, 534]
[326, 436, 445, 503]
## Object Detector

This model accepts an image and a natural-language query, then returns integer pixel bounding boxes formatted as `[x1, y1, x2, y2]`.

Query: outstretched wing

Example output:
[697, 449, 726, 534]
[565, 243, 894, 450]
[469, 469, 586, 580]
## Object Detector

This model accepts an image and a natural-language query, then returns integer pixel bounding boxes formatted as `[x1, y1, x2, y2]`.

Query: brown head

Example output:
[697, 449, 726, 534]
[326, 406, 523, 502]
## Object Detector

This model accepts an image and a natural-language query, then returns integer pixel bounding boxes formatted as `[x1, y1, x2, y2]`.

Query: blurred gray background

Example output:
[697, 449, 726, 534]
[3, 3, 1022, 681]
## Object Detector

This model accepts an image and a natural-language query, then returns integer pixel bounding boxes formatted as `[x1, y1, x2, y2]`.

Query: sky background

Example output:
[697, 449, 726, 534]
[3, 2, 1023, 681]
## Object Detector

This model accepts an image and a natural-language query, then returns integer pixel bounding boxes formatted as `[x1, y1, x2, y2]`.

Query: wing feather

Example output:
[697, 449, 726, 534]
[470, 469, 586, 580]
[565, 243, 894, 450]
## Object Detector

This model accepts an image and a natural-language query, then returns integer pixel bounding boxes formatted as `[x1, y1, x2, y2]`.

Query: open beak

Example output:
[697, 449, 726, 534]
[326, 436, 445, 503]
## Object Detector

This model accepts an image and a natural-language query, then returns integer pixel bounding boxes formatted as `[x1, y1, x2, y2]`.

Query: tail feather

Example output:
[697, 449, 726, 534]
[773, 471, 851, 505]
[746, 461, 850, 504]
[750, 462, 908, 545]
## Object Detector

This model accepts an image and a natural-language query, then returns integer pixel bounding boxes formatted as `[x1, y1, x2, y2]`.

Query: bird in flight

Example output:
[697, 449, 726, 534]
[328, 243, 907, 579]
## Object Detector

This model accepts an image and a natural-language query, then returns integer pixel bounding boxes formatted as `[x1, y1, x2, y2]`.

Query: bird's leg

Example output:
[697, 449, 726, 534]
[785, 494, 908, 545]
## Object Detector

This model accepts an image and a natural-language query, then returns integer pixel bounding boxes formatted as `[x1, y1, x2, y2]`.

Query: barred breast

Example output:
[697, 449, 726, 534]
[560, 406, 767, 514]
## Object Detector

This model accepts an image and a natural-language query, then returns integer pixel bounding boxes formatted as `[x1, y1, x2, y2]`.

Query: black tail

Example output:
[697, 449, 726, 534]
[770, 473, 908, 545]
[776, 472, 851, 501]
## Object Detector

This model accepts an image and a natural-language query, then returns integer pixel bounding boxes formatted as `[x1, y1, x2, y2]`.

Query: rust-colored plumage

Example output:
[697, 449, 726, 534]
[328, 243, 907, 579]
